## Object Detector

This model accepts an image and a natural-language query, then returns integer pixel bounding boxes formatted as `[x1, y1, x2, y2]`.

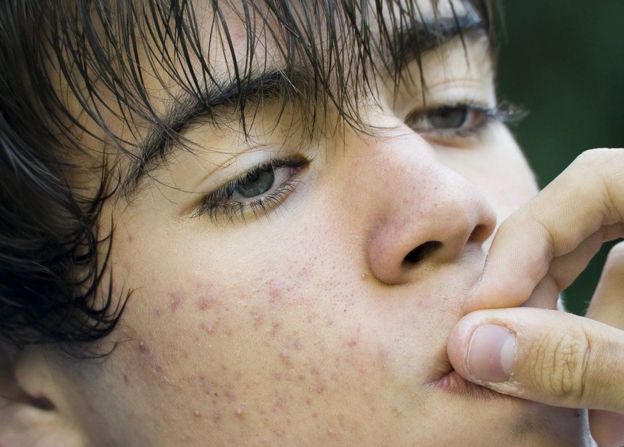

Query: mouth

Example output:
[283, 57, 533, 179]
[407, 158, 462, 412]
[429, 366, 512, 401]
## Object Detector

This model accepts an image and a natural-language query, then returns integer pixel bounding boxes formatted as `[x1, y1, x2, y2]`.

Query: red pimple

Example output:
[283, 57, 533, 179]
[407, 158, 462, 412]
[197, 296, 220, 311]
[169, 292, 185, 313]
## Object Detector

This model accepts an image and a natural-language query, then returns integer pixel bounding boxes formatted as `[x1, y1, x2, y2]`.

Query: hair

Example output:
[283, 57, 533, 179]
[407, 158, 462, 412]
[0, 0, 495, 356]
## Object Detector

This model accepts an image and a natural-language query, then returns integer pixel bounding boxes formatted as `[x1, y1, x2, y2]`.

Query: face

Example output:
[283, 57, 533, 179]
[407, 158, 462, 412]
[44, 1, 589, 446]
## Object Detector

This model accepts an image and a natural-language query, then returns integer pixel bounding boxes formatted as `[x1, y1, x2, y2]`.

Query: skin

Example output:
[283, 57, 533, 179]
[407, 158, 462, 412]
[447, 148, 624, 447]
[0, 1, 597, 446]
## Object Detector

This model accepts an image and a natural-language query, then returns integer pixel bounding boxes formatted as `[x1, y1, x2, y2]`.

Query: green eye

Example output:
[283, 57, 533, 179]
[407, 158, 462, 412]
[426, 106, 469, 129]
[405, 103, 497, 139]
[236, 167, 275, 198]
[196, 156, 309, 223]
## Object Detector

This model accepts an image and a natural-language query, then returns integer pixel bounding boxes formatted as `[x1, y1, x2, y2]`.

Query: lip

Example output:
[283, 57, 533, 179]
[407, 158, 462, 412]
[429, 367, 512, 401]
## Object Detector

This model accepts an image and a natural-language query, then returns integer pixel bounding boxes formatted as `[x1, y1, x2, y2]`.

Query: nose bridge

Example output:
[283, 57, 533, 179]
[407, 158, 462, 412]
[346, 130, 496, 285]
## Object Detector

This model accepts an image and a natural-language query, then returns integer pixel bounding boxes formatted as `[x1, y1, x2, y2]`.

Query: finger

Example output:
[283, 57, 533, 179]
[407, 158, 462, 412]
[583, 242, 624, 447]
[447, 307, 624, 412]
[589, 410, 624, 447]
[586, 241, 624, 327]
[521, 229, 605, 309]
[467, 149, 624, 312]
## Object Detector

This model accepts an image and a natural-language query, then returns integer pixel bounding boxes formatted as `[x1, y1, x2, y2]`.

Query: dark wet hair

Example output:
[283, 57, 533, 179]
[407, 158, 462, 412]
[0, 0, 495, 355]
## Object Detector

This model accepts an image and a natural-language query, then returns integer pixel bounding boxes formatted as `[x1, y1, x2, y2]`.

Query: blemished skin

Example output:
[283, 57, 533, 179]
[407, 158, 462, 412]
[4, 2, 594, 446]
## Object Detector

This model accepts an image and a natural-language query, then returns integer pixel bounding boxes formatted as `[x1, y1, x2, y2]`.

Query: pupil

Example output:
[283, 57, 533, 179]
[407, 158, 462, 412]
[236, 167, 275, 198]
[429, 107, 468, 129]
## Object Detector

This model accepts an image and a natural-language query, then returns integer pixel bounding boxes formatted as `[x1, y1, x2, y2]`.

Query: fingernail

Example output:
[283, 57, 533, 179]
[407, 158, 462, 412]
[467, 324, 516, 382]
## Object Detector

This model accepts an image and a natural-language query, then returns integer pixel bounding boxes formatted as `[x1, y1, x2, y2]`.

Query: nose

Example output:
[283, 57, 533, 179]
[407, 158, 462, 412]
[354, 132, 497, 285]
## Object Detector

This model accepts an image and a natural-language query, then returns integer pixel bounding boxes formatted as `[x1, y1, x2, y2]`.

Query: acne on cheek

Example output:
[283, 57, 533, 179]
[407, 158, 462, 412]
[137, 267, 388, 423]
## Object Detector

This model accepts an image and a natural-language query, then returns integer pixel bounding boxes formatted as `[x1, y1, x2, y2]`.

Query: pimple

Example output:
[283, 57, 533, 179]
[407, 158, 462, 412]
[196, 296, 220, 311]
[292, 338, 303, 351]
[250, 311, 264, 329]
[193, 409, 201, 418]
[269, 321, 281, 336]
[268, 285, 281, 303]
[279, 349, 292, 366]
[361, 272, 369, 281]
[346, 338, 358, 348]
[169, 291, 185, 313]
[234, 407, 244, 418]
[200, 321, 218, 336]
[314, 382, 326, 394]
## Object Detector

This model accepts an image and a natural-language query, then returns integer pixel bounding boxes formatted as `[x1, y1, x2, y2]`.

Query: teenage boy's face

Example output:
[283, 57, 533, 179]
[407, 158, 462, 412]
[53, 1, 588, 446]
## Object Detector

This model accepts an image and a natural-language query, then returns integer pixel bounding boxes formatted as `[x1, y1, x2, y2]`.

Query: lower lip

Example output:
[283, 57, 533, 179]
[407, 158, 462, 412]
[431, 370, 511, 401]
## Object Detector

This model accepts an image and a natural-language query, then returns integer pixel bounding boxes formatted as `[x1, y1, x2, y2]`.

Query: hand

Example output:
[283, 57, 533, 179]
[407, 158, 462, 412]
[446, 149, 624, 447]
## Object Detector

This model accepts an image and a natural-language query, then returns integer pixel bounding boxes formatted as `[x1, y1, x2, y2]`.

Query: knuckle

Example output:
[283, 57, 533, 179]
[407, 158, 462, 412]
[528, 329, 591, 404]
[573, 148, 618, 168]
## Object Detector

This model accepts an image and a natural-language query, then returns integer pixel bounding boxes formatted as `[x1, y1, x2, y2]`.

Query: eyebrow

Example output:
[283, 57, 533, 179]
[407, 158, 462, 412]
[121, 9, 486, 196]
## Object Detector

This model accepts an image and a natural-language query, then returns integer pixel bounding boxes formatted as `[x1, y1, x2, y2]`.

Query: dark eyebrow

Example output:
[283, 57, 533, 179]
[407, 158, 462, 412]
[121, 9, 486, 197]
[121, 69, 303, 195]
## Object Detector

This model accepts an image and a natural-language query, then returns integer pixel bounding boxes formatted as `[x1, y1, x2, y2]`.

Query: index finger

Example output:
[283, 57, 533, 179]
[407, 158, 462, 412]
[469, 148, 624, 312]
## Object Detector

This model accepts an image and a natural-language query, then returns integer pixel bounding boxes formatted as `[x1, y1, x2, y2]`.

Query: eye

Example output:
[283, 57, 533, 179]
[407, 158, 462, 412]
[195, 156, 308, 223]
[426, 106, 472, 129]
[405, 103, 499, 138]
[235, 166, 276, 198]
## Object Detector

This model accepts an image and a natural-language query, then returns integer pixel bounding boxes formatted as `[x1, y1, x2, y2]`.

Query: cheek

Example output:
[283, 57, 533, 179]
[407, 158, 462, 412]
[99, 227, 418, 443]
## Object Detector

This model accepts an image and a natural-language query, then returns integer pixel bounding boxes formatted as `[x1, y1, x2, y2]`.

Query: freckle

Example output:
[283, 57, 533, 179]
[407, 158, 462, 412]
[193, 409, 201, 418]
[123, 374, 129, 384]
[169, 292, 185, 313]
[346, 339, 358, 348]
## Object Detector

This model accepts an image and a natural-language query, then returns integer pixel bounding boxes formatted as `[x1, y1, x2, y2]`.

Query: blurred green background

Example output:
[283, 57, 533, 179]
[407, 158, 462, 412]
[497, 1, 624, 315]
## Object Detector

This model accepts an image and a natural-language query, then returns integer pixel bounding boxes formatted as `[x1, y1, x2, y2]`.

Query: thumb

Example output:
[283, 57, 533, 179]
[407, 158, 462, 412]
[447, 307, 624, 412]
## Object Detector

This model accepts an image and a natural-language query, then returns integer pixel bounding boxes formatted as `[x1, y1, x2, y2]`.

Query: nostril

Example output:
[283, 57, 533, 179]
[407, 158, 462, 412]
[403, 241, 442, 265]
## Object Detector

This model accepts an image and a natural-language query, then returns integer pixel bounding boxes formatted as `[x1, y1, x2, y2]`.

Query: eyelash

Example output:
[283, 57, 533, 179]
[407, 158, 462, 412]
[194, 102, 520, 222]
[405, 102, 518, 140]
[194, 156, 308, 223]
